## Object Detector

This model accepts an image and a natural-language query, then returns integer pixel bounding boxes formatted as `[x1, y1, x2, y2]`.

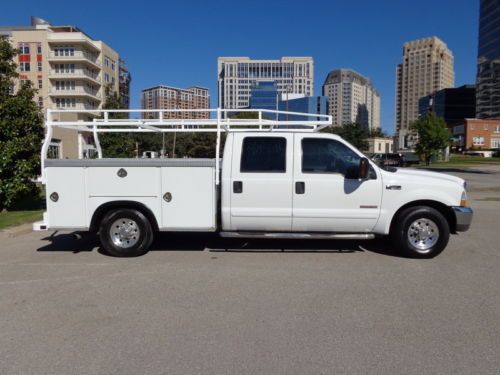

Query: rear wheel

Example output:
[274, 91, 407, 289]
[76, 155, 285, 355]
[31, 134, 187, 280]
[391, 206, 450, 258]
[99, 208, 153, 257]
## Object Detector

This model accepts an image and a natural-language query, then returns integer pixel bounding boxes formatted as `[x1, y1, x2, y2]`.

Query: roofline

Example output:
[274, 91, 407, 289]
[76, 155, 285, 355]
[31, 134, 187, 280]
[141, 85, 210, 94]
[218, 56, 313, 62]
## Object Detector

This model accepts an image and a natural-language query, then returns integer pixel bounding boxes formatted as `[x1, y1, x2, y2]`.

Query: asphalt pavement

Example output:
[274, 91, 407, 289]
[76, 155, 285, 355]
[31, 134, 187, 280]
[0, 166, 499, 374]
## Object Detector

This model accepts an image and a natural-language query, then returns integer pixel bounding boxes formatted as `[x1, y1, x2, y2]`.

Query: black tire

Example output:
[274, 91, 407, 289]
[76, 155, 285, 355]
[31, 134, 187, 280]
[391, 206, 450, 258]
[99, 208, 154, 257]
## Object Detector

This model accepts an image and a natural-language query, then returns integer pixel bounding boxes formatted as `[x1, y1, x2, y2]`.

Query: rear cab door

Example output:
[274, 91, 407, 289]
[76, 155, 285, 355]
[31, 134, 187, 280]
[229, 133, 294, 231]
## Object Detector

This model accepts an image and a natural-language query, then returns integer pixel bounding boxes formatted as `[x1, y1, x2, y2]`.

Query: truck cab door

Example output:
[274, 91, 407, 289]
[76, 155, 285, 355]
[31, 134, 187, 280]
[292, 134, 382, 232]
[229, 133, 294, 231]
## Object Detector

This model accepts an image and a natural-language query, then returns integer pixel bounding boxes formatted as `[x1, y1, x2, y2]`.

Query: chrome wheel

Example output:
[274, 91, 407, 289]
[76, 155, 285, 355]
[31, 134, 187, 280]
[407, 218, 439, 253]
[109, 218, 140, 248]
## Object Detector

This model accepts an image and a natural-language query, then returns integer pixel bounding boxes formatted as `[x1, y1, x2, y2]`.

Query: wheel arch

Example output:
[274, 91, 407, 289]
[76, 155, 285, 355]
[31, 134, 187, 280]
[90, 201, 159, 232]
[389, 200, 457, 234]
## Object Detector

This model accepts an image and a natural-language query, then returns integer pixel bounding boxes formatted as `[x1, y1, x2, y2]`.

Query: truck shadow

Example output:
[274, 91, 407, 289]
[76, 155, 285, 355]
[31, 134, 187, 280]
[37, 231, 403, 257]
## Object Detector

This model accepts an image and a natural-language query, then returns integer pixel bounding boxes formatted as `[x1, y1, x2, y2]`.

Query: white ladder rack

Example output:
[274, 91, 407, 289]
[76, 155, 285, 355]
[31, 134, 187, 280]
[41, 108, 333, 184]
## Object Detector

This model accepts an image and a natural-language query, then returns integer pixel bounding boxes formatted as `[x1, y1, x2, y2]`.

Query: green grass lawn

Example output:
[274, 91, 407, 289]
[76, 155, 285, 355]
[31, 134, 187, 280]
[448, 155, 500, 163]
[0, 210, 43, 230]
[420, 155, 500, 168]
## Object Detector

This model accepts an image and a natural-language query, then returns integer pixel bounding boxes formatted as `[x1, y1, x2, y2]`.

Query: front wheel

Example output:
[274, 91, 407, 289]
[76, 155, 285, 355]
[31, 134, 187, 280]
[99, 208, 154, 257]
[391, 206, 450, 258]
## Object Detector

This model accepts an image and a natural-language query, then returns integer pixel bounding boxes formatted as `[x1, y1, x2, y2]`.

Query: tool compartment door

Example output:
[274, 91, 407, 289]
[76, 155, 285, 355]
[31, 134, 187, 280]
[160, 167, 216, 230]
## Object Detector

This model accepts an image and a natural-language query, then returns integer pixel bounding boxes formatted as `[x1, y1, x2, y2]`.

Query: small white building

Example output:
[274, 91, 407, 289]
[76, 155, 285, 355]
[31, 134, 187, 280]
[367, 137, 394, 154]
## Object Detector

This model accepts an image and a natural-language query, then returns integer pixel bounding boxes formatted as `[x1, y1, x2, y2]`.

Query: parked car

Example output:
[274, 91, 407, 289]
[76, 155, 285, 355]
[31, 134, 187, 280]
[371, 153, 405, 167]
[34, 109, 473, 259]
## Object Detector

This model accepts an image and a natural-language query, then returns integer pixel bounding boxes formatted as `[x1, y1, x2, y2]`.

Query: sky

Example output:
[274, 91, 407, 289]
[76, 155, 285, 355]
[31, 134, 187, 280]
[2, 0, 479, 134]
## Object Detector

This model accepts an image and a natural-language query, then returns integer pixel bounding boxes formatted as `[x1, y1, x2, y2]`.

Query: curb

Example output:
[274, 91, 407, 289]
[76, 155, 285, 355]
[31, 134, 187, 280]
[0, 223, 35, 238]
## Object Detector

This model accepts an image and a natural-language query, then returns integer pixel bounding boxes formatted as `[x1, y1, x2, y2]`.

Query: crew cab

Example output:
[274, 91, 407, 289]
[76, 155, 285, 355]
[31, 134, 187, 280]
[34, 109, 473, 258]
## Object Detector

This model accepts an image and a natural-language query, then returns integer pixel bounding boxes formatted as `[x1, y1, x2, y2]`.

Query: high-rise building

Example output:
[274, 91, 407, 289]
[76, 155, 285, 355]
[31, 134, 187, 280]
[322, 69, 380, 130]
[0, 16, 124, 159]
[476, 0, 500, 118]
[418, 85, 476, 126]
[395, 36, 454, 149]
[218, 57, 313, 109]
[141, 85, 210, 119]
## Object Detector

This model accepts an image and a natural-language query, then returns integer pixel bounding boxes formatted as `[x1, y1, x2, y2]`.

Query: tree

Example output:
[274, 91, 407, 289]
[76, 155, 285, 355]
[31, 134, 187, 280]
[410, 112, 451, 165]
[98, 84, 136, 157]
[229, 111, 259, 120]
[322, 122, 369, 151]
[369, 127, 387, 138]
[0, 36, 44, 210]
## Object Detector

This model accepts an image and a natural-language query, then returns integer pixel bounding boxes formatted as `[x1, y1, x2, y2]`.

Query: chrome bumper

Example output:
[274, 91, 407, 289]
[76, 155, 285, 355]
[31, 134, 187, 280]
[452, 206, 473, 232]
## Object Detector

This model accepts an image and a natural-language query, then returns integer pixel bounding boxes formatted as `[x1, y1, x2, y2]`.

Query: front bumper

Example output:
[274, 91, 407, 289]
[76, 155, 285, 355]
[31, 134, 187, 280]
[452, 206, 473, 232]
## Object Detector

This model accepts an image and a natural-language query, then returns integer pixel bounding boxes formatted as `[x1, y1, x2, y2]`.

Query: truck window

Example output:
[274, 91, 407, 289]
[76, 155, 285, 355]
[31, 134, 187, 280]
[302, 138, 360, 175]
[241, 137, 286, 173]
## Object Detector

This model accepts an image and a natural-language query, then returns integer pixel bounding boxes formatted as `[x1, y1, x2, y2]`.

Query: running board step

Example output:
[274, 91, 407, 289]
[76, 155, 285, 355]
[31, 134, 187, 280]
[219, 232, 375, 240]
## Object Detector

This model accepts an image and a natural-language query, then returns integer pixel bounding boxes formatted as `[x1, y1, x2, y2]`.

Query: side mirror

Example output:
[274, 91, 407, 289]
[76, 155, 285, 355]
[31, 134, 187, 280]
[359, 157, 369, 179]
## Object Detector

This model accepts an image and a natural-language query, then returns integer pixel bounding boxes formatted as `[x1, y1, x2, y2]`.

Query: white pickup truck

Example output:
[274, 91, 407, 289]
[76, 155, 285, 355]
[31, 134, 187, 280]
[34, 109, 472, 258]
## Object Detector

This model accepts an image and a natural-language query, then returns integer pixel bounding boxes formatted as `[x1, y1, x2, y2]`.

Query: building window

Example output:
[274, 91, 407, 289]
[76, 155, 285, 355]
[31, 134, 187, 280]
[38, 79, 42, 89]
[54, 47, 74, 57]
[495, 125, 500, 133]
[37, 45, 42, 54]
[491, 139, 500, 149]
[55, 97, 76, 108]
[19, 62, 31, 72]
[38, 97, 43, 108]
[19, 44, 30, 54]
[48, 141, 61, 159]
[37, 61, 42, 72]
[472, 136, 485, 146]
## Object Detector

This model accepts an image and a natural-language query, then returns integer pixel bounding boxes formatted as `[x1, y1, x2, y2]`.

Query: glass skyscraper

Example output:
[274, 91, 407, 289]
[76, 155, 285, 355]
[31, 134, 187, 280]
[249, 81, 278, 111]
[278, 96, 329, 121]
[476, 0, 500, 118]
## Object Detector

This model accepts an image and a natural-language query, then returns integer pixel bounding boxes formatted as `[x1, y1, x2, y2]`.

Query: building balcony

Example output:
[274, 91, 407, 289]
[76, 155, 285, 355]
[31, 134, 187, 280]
[48, 70, 101, 85]
[47, 32, 101, 52]
[48, 51, 101, 68]
[48, 87, 102, 100]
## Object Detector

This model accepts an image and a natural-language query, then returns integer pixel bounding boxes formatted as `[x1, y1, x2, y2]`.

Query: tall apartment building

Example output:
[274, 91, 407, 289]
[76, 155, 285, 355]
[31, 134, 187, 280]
[395, 36, 454, 149]
[322, 69, 380, 130]
[218, 57, 313, 109]
[476, 0, 500, 119]
[141, 85, 210, 119]
[0, 17, 127, 158]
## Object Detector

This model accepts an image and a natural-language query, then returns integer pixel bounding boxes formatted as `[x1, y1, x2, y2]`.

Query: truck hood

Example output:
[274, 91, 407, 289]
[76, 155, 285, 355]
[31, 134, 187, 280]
[393, 168, 464, 186]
